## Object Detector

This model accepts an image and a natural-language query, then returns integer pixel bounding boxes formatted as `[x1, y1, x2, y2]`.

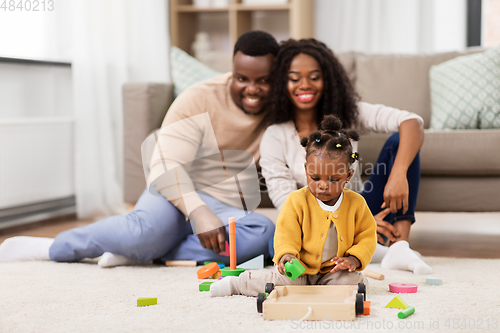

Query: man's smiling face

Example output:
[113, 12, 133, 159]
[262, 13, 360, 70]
[230, 51, 274, 115]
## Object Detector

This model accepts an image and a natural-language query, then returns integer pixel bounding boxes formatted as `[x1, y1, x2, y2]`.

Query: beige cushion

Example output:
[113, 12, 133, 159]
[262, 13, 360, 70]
[336, 51, 356, 84]
[123, 83, 174, 204]
[354, 50, 484, 129]
[358, 129, 500, 176]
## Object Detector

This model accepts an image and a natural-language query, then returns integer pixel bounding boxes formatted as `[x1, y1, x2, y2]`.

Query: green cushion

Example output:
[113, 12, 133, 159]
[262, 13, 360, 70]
[170, 47, 222, 97]
[429, 46, 500, 129]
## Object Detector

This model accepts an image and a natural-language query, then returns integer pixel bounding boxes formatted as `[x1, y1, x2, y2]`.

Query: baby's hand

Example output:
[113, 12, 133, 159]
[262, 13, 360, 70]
[330, 256, 360, 273]
[278, 254, 297, 275]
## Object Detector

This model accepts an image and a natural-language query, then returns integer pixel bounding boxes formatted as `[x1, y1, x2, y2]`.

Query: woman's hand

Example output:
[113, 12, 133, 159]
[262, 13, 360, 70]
[374, 206, 399, 244]
[189, 205, 226, 254]
[278, 254, 298, 275]
[383, 170, 409, 214]
[330, 256, 360, 273]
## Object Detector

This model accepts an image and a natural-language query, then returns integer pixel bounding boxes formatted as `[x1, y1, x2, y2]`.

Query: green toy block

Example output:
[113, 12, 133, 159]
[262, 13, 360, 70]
[426, 275, 443, 285]
[203, 261, 226, 269]
[284, 259, 305, 281]
[220, 267, 245, 277]
[385, 295, 410, 309]
[199, 281, 214, 291]
[398, 306, 415, 319]
[137, 297, 157, 307]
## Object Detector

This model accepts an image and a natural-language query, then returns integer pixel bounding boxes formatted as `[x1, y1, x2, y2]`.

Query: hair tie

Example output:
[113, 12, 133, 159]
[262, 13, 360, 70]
[316, 139, 320, 143]
[351, 152, 359, 161]
[336, 143, 342, 148]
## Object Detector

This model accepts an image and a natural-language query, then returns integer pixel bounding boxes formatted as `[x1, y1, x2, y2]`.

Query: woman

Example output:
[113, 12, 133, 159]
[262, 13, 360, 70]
[260, 38, 431, 275]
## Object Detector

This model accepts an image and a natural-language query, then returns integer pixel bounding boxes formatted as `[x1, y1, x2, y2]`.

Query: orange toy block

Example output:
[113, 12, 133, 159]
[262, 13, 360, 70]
[363, 301, 371, 315]
[197, 262, 220, 279]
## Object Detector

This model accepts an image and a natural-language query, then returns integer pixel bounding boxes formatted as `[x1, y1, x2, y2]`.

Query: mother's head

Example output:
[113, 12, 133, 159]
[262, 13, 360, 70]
[269, 38, 359, 129]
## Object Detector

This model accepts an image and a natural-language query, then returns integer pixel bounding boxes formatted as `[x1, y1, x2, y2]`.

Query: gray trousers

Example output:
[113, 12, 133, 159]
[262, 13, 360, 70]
[229, 266, 366, 297]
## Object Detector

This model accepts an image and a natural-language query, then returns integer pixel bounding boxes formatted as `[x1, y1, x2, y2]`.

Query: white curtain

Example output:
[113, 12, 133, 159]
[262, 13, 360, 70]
[314, 0, 467, 54]
[61, 0, 171, 219]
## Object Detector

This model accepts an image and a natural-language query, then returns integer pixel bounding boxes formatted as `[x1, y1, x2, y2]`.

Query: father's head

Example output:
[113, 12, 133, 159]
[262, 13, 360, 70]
[230, 30, 279, 115]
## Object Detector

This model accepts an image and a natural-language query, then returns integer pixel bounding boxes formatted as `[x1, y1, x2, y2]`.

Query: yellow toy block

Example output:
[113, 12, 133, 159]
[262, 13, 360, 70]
[385, 295, 409, 309]
[137, 297, 157, 307]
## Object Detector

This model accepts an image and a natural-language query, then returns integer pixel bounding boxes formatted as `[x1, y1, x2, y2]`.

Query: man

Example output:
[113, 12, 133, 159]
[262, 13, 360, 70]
[0, 31, 280, 267]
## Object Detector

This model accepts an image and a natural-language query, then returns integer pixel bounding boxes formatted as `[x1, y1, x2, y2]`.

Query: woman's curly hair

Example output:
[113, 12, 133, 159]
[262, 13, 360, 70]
[267, 38, 359, 129]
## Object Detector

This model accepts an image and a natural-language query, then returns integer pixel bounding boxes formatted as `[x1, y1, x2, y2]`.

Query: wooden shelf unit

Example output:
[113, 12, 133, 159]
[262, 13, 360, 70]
[169, 0, 314, 55]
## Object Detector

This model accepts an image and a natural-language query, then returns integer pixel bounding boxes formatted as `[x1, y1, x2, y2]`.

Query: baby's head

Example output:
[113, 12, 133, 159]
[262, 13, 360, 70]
[300, 115, 360, 205]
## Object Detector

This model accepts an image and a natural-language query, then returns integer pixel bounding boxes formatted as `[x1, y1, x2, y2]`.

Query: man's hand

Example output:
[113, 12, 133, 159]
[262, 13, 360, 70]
[330, 256, 360, 273]
[189, 205, 226, 254]
[374, 205, 399, 244]
[278, 254, 298, 275]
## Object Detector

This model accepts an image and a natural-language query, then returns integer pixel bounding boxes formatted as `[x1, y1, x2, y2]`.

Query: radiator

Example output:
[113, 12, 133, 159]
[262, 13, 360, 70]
[0, 118, 75, 210]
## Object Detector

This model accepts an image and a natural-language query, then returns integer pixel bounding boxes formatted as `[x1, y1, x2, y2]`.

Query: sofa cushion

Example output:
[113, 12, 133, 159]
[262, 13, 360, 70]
[429, 46, 500, 130]
[358, 130, 500, 176]
[170, 47, 222, 97]
[354, 50, 483, 129]
[336, 51, 356, 84]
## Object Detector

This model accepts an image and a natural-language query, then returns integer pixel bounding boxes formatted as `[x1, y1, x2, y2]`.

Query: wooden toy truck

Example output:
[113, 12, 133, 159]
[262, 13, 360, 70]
[257, 283, 366, 321]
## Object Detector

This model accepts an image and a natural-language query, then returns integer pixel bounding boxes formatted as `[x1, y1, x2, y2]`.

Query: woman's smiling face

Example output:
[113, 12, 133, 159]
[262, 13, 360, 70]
[287, 53, 324, 113]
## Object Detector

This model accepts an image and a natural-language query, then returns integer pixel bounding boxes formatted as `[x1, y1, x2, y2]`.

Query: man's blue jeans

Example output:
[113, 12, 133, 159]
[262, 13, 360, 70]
[50, 189, 275, 264]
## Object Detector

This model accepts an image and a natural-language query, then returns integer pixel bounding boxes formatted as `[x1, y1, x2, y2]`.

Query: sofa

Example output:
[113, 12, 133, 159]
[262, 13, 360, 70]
[123, 48, 500, 212]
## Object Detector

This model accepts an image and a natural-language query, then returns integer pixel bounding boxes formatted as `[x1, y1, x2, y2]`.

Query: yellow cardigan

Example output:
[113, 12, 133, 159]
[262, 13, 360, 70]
[273, 187, 377, 274]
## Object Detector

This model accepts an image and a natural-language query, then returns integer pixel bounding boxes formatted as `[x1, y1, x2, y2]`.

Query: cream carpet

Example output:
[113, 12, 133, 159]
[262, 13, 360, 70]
[1, 257, 499, 333]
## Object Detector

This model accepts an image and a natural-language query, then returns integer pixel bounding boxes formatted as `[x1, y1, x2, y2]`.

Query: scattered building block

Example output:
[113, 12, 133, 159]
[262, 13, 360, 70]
[204, 261, 225, 269]
[363, 301, 371, 315]
[237, 254, 264, 270]
[197, 262, 220, 279]
[220, 241, 230, 257]
[199, 282, 214, 291]
[220, 267, 245, 277]
[137, 297, 157, 307]
[165, 260, 197, 267]
[426, 275, 443, 285]
[210, 271, 222, 279]
[284, 259, 305, 281]
[385, 295, 410, 309]
[363, 270, 384, 280]
[389, 283, 418, 293]
[398, 306, 415, 319]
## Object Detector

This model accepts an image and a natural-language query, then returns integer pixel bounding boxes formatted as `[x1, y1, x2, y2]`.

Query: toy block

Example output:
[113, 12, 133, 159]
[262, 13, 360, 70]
[426, 275, 443, 285]
[385, 295, 409, 309]
[165, 260, 197, 267]
[204, 261, 226, 269]
[361, 301, 371, 315]
[398, 306, 415, 319]
[220, 241, 230, 257]
[137, 297, 157, 307]
[284, 259, 305, 281]
[210, 271, 222, 279]
[363, 269, 384, 280]
[220, 267, 245, 277]
[199, 281, 214, 291]
[197, 262, 220, 279]
[237, 254, 264, 270]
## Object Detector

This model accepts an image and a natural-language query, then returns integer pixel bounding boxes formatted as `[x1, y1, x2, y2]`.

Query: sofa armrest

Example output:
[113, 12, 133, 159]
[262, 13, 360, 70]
[123, 82, 174, 204]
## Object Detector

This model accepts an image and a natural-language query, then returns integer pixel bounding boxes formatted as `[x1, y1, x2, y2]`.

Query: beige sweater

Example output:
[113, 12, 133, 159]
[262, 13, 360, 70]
[147, 73, 267, 217]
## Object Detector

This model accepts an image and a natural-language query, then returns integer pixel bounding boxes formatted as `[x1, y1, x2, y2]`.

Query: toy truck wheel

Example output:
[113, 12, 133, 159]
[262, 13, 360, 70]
[355, 293, 364, 315]
[358, 283, 366, 300]
[265, 283, 275, 294]
[257, 293, 267, 313]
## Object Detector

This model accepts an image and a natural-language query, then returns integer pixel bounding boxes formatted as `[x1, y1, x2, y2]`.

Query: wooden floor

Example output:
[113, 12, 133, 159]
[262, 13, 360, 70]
[1, 212, 499, 259]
